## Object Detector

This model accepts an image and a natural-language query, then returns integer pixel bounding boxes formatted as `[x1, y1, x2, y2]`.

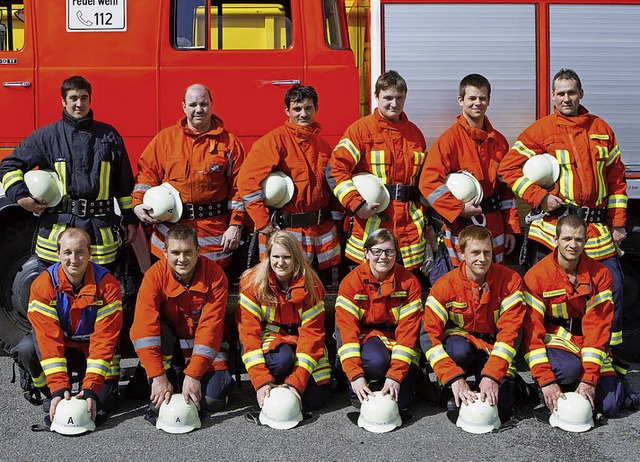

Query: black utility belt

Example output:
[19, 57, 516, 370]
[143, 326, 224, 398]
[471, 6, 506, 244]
[468, 331, 496, 343]
[56, 198, 114, 218]
[363, 323, 397, 332]
[545, 316, 583, 336]
[552, 204, 606, 223]
[273, 208, 329, 229]
[479, 194, 501, 213]
[275, 323, 299, 336]
[181, 201, 228, 220]
[384, 184, 419, 202]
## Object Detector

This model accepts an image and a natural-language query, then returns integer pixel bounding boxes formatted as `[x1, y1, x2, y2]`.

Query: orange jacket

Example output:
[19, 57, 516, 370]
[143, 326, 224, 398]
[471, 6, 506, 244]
[421, 262, 525, 386]
[132, 116, 246, 227]
[335, 262, 423, 383]
[27, 264, 122, 396]
[131, 256, 228, 380]
[236, 272, 326, 394]
[498, 106, 627, 261]
[523, 250, 614, 387]
[327, 110, 428, 269]
[419, 115, 520, 265]
[239, 121, 340, 230]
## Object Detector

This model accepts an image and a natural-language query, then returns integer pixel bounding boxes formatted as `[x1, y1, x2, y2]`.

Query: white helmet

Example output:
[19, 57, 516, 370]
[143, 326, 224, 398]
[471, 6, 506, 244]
[24, 170, 64, 207]
[156, 394, 201, 434]
[352, 173, 390, 212]
[445, 171, 483, 206]
[357, 391, 402, 433]
[456, 393, 501, 434]
[50, 398, 96, 435]
[259, 387, 302, 430]
[549, 392, 594, 433]
[523, 154, 560, 189]
[143, 183, 183, 223]
[261, 171, 294, 208]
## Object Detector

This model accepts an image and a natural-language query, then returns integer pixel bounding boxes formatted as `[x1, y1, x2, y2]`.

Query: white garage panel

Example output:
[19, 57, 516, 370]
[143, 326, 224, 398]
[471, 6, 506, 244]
[549, 4, 640, 173]
[382, 3, 536, 147]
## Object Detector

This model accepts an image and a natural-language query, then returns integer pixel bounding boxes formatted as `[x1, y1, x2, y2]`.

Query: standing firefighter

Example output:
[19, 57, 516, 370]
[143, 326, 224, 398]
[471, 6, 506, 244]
[327, 71, 428, 271]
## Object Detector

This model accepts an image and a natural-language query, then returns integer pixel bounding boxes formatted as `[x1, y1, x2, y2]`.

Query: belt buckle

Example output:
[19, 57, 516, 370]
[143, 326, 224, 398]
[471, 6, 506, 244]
[185, 203, 195, 221]
[76, 198, 87, 217]
[579, 206, 590, 220]
[568, 318, 574, 333]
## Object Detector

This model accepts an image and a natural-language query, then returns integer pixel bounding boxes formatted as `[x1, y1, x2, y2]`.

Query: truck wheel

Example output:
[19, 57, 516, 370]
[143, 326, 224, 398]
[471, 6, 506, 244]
[0, 212, 37, 352]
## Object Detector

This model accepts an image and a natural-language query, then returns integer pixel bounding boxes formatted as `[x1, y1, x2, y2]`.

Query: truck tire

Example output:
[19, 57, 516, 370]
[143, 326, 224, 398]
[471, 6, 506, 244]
[0, 210, 37, 352]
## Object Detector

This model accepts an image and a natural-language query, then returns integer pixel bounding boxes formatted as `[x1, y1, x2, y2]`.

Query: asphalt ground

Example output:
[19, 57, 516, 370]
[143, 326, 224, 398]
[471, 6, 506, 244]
[0, 356, 639, 462]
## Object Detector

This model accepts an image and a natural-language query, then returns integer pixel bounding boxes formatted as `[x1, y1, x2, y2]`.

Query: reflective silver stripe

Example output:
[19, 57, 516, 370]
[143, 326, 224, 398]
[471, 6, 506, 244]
[132, 336, 161, 350]
[133, 183, 152, 193]
[243, 189, 264, 204]
[427, 184, 449, 205]
[179, 339, 195, 349]
[193, 345, 217, 359]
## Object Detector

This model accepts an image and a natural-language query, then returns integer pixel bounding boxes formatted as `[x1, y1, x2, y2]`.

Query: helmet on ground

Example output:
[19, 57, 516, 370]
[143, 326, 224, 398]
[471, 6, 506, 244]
[522, 154, 560, 189]
[50, 398, 96, 435]
[259, 387, 302, 430]
[445, 171, 483, 206]
[352, 173, 390, 212]
[549, 392, 594, 433]
[261, 171, 294, 208]
[156, 393, 201, 434]
[357, 391, 402, 433]
[143, 182, 183, 223]
[24, 170, 64, 207]
[456, 393, 501, 434]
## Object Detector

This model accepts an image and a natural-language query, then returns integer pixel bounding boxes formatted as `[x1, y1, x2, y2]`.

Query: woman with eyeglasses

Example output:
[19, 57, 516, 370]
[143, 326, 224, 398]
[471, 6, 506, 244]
[236, 230, 331, 412]
[335, 228, 423, 413]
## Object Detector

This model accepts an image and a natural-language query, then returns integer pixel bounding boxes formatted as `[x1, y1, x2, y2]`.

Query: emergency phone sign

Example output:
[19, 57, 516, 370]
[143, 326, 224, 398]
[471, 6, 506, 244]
[66, 0, 126, 32]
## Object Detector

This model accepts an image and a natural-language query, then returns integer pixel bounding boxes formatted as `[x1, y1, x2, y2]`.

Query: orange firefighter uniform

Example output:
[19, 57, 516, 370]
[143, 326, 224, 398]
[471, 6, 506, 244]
[419, 115, 520, 266]
[132, 116, 245, 267]
[523, 250, 615, 387]
[130, 256, 229, 380]
[238, 121, 341, 269]
[236, 272, 330, 394]
[335, 262, 423, 384]
[421, 262, 525, 386]
[27, 263, 123, 396]
[327, 109, 428, 270]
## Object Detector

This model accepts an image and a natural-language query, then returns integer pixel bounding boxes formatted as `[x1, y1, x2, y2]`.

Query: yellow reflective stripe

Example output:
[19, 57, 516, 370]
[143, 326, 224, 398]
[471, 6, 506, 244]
[391, 345, 416, 365]
[238, 293, 262, 319]
[1, 169, 24, 191]
[446, 301, 466, 309]
[301, 301, 324, 325]
[512, 141, 536, 159]
[449, 312, 464, 328]
[512, 175, 534, 197]
[336, 138, 361, 164]
[295, 352, 317, 374]
[425, 295, 447, 324]
[97, 161, 110, 201]
[545, 330, 581, 354]
[556, 150, 574, 202]
[242, 349, 266, 369]
[551, 302, 568, 318]
[411, 151, 426, 184]
[28, 300, 59, 320]
[334, 179, 358, 204]
[54, 161, 67, 195]
[86, 358, 110, 376]
[524, 291, 546, 317]
[528, 220, 556, 249]
[606, 144, 620, 166]
[426, 345, 448, 367]
[370, 151, 386, 182]
[500, 290, 523, 315]
[390, 306, 400, 323]
[490, 342, 516, 363]
[582, 347, 606, 366]
[41, 357, 67, 376]
[595, 146, 608, 207]
[96, 300, 122, 322]
[117, 195, 132, 211]
[607, 194, 627, 209]
[586, 289, 612, 313]
[32, 372, 47, 388]
[312, 353, 331, 383]
[338, 342, 361, 361]
[524, 347, 548, 368]
[610, 330, 623, 346]
[335, 295, 362, 320]
[399, 299, 422, 320]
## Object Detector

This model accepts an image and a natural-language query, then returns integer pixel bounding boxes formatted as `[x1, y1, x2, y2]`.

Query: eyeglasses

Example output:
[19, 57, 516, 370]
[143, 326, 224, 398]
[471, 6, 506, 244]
[367, 247, 397, 257]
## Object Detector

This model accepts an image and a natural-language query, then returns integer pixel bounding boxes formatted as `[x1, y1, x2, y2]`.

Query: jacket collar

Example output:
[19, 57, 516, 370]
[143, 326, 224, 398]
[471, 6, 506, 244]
[374, 108, 409, 130]
[284, 120, 322, 142]
[178, 114, 225, 137]
[164, 256, 210, 296]
[553, 105, 590, 128]
[62, 109, 94, 131]
[456, 113, 497, 142]
[56, 262, 97, 298]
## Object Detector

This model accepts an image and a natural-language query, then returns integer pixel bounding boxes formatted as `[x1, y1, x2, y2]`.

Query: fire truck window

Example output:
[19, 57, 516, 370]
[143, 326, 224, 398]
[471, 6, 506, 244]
[174, 1, 292, 50]
[0, 3, 25, 51]
[323, 0, 349, 49]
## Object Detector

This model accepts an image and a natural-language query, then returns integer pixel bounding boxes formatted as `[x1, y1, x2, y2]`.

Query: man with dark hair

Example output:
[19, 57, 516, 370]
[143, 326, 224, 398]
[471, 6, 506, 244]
[420, 225, 526, 423]
[0, 75, 138, 270]
[327, 71, 428, 272]
[420, 73, 520, 272]
[523, 214, 624, 418]
[498, 68, 628, 378]
[131, 224, 233, 422]
[133, 83, 246, 269]
[238, 84, 341, 274]
[11, 227, 123, 428]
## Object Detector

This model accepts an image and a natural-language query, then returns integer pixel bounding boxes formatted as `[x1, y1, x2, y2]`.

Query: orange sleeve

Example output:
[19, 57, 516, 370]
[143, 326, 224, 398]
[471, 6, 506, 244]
[335, 273, 366, 381]
[227, 133, 247, 226]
